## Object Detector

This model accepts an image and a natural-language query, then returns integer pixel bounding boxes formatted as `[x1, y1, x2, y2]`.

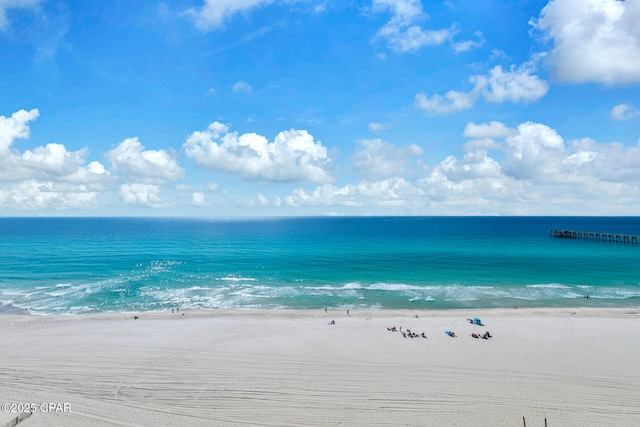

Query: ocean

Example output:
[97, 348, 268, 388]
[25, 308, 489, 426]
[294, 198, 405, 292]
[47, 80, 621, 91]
[0, 217, 639, 315]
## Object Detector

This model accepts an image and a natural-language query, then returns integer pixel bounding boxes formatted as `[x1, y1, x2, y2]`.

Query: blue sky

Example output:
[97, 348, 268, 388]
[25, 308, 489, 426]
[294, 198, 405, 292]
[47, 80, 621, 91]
[1, 0, 640, 217]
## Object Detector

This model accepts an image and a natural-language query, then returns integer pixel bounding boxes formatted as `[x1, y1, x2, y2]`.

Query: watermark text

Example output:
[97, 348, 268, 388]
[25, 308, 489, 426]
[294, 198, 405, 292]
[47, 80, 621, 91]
[1, 402, 71, 413]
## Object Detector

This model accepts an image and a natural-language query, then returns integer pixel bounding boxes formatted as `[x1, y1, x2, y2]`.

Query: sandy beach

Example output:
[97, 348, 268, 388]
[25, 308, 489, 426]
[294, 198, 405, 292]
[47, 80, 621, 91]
[1, 307, 639, 427]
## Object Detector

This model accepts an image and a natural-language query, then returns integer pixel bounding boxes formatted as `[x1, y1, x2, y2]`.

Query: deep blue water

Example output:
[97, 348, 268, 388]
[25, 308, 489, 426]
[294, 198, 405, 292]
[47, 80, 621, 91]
[0, 217, 639, 314]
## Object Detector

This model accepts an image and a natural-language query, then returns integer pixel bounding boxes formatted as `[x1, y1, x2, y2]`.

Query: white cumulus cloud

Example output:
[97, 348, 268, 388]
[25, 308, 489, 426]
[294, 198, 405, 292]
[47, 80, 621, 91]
[232, 81, 253, 93]
[462, 121, 517, 151]
[183, 0, 274, 31]
[183, 122, 334, 183]
[415, 89, 476, 114]
[285, 177, 423, 208]
[21, 143, 87, 177]
[287, 120, 640, 215]
[368, 121, 392, 132]
[372, 0, 455, 53]
[443, 120, 640, 201]
[191, 191, 208, 207]
[463, 121, 515, 139]
[0, 180, 100, 210]
[0, 108, 110, 211]
[0, 108, 39, 153]
[415, 62, 548, 114]
[473, 64, 549, 104]
[352, 139, 423, 180]
[119, 183, 167, 208]
[0, 108, 110, 185]
[532, 0, 640, 84]
[452, 31, 485, 53]
[106, 137, 184, 184]
[502, 122, 566, 181]
[610, 103, 640, 120]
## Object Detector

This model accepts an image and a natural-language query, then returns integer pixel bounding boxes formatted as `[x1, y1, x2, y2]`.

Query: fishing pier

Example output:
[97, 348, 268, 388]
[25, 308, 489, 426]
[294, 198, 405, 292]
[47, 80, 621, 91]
[549, 229, 640, 244]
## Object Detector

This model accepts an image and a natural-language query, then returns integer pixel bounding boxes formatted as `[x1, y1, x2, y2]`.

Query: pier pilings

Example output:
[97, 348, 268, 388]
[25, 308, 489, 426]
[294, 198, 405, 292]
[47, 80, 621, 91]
[549, 229, 640, 244]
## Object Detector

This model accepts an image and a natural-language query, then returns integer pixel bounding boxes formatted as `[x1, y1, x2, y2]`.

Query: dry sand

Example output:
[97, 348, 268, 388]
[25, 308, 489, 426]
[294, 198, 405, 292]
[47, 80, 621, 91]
[1, 307, 639, 426]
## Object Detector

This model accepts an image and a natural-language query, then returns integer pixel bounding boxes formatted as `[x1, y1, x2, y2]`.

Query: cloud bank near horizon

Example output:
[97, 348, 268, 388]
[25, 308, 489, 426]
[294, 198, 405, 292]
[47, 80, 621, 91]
[1, 108, 639, 215]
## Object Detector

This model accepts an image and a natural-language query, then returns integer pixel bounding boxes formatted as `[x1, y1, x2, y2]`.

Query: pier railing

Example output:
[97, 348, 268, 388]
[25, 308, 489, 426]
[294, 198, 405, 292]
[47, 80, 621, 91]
[549, 229, 640, 244]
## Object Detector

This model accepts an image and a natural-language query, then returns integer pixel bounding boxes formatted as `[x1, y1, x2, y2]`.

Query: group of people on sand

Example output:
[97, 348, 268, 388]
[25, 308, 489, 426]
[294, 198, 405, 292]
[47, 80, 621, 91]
[471, 332, 492, 339]
[387, 326, 427, 339]
[385, 318, 493, 340]
[445, 331, 491, 339]
[443, 329, 492, 339]
[467, 317, 492, 339]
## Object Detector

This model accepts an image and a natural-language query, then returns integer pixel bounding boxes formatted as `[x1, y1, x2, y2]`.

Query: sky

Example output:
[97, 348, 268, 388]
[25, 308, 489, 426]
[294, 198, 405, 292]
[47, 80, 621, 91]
[1, 0, 640, 217]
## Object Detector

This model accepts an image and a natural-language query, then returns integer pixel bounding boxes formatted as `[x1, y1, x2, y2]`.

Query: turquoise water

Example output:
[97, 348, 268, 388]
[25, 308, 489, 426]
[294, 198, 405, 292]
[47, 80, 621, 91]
[0, 217, 639, 314]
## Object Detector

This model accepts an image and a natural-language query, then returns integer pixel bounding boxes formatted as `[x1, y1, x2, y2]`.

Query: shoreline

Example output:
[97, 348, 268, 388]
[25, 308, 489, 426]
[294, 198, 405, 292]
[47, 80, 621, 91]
[2, 304, 639, 320]
[2, 306, 639, 426]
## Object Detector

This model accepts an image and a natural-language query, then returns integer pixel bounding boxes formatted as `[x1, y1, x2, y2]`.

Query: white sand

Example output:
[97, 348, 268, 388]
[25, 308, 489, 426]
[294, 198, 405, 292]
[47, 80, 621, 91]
[1, 307, 639, 427]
